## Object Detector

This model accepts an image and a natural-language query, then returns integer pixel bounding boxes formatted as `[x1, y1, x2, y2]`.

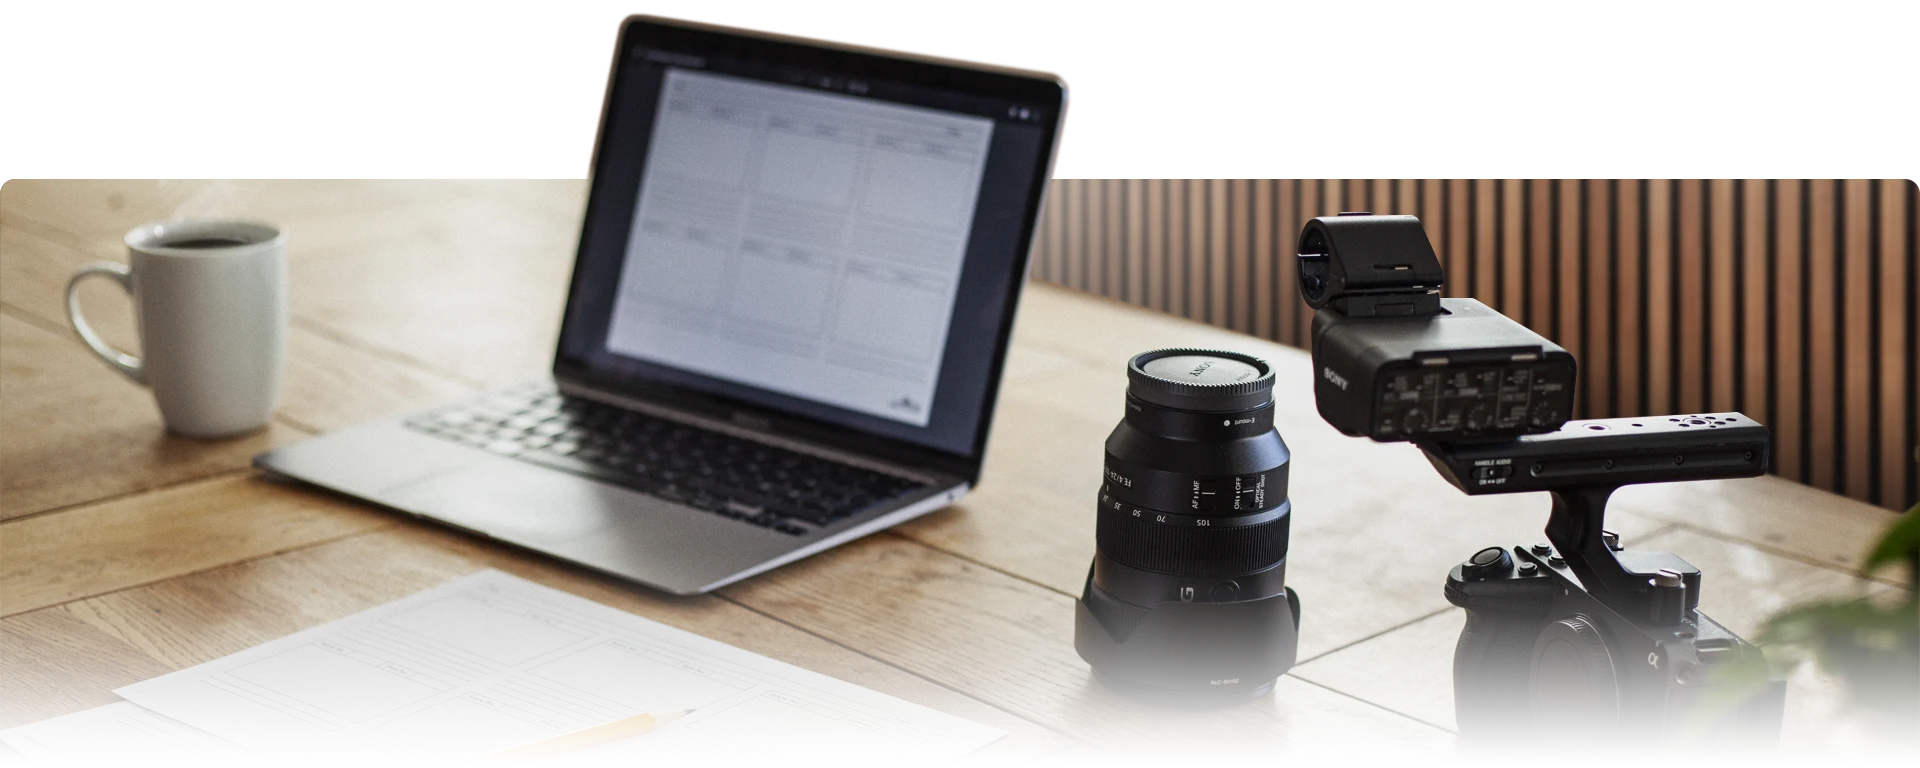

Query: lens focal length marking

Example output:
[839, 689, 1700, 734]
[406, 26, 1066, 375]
[1102, 454, 1289, 515]
[1100, 485, 1289, 529]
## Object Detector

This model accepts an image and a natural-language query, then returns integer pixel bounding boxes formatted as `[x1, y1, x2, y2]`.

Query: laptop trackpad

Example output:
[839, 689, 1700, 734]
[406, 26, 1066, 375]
[383, 462, 623, 546]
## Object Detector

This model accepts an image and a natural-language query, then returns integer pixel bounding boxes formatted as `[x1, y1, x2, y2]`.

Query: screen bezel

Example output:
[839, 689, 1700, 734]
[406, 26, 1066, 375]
[551, 15, 1065, 484]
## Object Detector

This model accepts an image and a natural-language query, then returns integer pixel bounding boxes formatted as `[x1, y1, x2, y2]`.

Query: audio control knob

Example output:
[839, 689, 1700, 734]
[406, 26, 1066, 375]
[1529, 402, 1562, 427]
[1403, 408, 1429, 432]
[1465, 405, 1491, 432]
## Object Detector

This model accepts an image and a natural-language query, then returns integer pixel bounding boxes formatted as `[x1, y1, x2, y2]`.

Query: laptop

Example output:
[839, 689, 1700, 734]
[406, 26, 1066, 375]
[255, 16, 1065, 595]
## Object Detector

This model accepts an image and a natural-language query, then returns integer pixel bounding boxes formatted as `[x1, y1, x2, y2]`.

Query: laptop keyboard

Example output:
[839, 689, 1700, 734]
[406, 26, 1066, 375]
[402, 384, 926, 536]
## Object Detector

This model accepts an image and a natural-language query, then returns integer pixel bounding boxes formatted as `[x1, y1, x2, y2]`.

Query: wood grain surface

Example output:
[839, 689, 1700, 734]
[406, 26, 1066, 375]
[0, 180, 586, 388]
[0, 474, 391, 616]
[720, 531, 1451, 756]
[0, 312, 302, 520]
[0, 522, 1069, 759]
[0, 217, 476, 434]
[0, 180, 1907, 757]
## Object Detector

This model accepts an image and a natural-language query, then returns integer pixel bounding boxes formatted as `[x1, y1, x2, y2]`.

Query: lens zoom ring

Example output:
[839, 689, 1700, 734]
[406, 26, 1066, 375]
[1095, 504, 1291, 576]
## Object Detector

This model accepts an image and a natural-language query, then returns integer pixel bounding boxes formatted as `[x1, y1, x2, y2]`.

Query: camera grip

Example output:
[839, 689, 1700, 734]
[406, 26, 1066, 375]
[1452, 605, 1542, 738]
[1443, 564, 1559, 748]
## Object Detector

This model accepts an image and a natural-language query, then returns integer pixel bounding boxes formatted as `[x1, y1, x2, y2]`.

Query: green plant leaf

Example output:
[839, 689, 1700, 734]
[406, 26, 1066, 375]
[1862, 507, 1920, 581]
[1658, 648, 1774, 760]
[1725, 454, 1920, 735]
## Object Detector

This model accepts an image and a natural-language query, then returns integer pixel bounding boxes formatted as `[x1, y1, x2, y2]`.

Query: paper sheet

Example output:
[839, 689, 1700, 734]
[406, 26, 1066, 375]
[0, 701, 250, 763]
[0, 706, 79, 768]
[114, 570, 1003, 760]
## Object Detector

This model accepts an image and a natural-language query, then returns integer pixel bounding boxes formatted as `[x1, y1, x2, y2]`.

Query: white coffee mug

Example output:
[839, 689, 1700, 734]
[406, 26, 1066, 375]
[66, 220, 288, 438]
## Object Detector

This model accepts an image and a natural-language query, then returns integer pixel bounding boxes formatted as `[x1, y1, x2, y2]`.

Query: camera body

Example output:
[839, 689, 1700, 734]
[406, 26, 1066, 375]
[1431, 413, 1783, 739]
[1446, 542, 1781, 738]
[1295, 213, 1785, 743]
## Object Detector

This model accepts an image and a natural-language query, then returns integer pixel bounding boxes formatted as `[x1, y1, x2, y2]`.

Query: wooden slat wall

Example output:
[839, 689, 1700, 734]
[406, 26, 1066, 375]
[1030, 179, 1919, 512]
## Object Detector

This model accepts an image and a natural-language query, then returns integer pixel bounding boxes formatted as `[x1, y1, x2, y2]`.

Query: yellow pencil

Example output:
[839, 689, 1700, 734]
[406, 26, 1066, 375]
[487, 709, 692, 760]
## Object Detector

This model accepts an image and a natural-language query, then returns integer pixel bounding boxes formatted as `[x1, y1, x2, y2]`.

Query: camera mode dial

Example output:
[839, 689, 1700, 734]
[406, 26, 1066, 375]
[1460, 547, 1514, 580]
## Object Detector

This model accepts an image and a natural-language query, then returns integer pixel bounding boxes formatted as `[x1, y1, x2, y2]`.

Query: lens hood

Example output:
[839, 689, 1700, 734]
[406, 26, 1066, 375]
[1075, 574, 1300, 705]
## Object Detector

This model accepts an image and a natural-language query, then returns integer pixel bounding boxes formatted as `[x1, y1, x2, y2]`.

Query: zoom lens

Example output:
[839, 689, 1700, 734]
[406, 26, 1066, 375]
[1074, 348, 1301, 704]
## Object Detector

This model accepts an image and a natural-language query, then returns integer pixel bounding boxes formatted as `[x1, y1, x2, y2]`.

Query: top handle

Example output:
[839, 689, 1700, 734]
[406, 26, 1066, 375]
[65, 261, 146, 385]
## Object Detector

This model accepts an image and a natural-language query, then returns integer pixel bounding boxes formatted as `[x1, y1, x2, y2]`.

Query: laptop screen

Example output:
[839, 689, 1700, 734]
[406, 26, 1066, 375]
[605, 68, 992, 428]
[556, 19, 1062, 461]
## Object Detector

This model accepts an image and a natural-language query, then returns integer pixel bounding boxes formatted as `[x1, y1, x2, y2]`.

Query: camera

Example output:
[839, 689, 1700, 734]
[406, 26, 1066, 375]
[1433, 414, 1784, 740]
[1296, 213, 1784, 743]
[1075, 348, 1300, 704]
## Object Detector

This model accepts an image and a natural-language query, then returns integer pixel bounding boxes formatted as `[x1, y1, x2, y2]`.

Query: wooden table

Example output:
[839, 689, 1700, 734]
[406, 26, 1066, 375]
[0, 181, 1904, 757]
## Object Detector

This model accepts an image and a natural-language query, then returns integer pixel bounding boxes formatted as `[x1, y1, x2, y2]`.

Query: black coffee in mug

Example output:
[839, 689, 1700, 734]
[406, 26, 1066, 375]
[163, 237, 251, 249]
[71, 219, 287, 437]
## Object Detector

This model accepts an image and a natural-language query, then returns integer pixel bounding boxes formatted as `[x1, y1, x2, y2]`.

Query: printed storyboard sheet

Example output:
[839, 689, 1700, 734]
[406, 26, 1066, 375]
[0, 701, 249, 763]
[115, 570, 1003, 760]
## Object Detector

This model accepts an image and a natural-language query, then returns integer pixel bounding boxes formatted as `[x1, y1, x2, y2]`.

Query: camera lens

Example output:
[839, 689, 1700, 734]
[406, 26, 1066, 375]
[1075, 348, 1300, 704]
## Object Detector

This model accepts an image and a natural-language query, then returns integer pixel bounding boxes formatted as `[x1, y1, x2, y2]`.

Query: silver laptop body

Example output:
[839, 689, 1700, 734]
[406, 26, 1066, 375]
[255, 16, 1064, 595]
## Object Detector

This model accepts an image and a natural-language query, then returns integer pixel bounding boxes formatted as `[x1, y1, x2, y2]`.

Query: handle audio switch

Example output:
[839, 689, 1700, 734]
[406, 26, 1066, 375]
[1472, 465, 1514, 481]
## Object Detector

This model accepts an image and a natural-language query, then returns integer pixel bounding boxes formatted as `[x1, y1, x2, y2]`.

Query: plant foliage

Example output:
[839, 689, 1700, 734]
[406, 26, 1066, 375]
[1666, 485, 1920, 760]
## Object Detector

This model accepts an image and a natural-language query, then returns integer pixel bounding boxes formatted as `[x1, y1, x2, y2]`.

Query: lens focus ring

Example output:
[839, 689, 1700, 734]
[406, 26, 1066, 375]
[1096, 500, 1292, 576]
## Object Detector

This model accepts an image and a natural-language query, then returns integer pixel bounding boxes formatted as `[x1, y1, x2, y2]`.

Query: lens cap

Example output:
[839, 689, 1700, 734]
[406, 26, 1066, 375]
[1128, 348, 1276, 412]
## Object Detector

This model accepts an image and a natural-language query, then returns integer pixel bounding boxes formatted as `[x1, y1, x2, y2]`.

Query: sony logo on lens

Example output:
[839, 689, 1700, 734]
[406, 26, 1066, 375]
[1322, 366, 1350, 390]
[1103, 466, 1133, 487]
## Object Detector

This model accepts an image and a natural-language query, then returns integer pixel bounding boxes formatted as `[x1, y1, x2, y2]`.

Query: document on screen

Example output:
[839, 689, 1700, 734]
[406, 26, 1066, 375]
[113, 570, 1004, 760]
[604, 68, 994, 427]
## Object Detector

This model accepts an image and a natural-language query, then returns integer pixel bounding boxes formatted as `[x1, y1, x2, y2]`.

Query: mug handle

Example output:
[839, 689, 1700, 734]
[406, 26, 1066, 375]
[65, 261, 146, 385]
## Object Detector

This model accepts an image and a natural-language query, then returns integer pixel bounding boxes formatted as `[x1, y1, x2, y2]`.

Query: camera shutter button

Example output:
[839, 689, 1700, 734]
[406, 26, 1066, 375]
[1461, 547, 1513, 580]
